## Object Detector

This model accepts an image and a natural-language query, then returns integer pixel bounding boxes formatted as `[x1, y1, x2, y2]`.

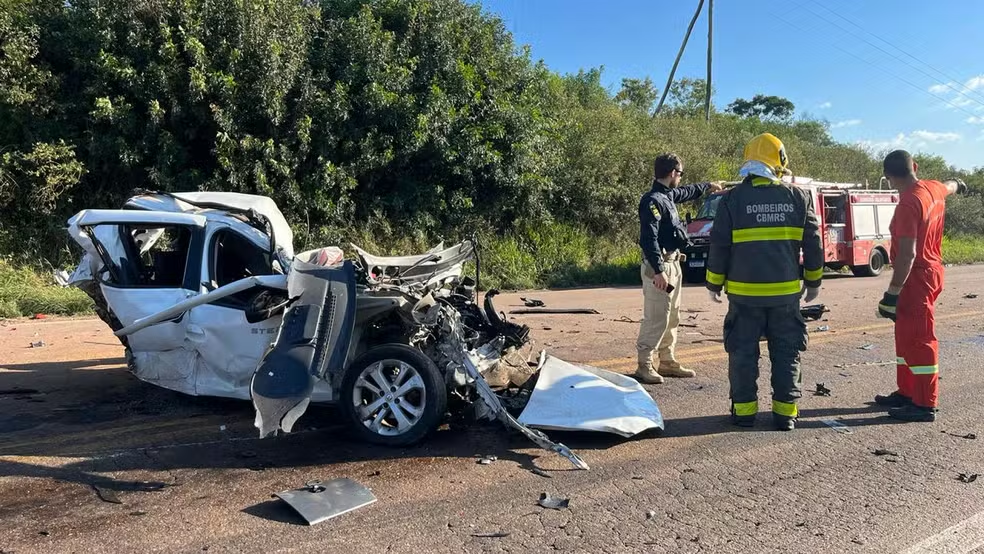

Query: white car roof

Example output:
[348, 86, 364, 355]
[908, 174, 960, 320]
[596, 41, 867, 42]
[125, 192, 295, 257]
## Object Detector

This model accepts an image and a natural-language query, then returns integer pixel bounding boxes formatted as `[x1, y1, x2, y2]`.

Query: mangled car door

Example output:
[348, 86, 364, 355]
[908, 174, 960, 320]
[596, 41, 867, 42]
[185, 224, 290, 398]
[67, 210, 205, 354]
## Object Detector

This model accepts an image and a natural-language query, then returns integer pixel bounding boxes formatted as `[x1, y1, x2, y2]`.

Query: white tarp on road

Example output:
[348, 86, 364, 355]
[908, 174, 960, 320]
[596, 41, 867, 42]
[517, 355, 664, 437]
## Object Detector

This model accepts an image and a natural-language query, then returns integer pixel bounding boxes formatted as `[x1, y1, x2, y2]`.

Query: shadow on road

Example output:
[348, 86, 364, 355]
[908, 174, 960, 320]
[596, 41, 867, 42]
[662, 404, 904, 438]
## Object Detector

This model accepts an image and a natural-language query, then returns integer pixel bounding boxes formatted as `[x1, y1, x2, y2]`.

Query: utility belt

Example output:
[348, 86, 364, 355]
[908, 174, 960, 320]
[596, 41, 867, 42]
[662, 249, 686, 262]
[643, 250, 686, 277]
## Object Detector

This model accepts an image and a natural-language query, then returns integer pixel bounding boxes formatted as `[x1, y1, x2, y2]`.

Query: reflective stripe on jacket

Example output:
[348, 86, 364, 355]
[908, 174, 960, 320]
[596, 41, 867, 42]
[705, 176, 823, 306]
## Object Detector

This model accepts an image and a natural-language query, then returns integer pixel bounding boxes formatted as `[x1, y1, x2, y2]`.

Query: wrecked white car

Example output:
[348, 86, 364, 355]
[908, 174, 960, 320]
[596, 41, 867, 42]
[65, 191, 662, 468]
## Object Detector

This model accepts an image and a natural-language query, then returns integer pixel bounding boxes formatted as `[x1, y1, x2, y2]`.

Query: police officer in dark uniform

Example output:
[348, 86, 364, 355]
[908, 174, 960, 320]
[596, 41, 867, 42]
[635, 153, 723, 384]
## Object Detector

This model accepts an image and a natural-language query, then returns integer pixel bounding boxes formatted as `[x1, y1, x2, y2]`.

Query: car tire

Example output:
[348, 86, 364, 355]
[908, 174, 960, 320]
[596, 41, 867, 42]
[851, 249, 885, 277]
[339, 344, 447, 447]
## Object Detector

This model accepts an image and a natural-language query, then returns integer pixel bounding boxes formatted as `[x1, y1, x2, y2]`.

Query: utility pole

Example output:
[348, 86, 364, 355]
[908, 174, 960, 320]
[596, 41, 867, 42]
[654, 0, 705, 116]
[705, 0, 713, 122]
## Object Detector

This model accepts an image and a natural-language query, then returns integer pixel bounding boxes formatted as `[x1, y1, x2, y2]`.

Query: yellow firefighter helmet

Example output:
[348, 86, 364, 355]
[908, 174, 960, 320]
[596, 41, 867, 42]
[743, 133, 789, 175]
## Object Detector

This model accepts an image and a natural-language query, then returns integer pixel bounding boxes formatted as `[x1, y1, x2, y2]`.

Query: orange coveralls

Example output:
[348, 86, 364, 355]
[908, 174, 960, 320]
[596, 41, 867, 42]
[889, 179, 947, 408]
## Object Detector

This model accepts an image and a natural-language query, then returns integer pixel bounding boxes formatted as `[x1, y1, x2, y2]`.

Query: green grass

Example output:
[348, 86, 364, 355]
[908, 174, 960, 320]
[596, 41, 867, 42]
[942, 235, 984, 265]
[477, 224, 641, 290]
[0, 260, 93, 319]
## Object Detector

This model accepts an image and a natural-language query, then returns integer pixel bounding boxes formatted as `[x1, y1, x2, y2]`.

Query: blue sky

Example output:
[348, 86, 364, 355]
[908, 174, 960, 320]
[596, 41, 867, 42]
[478, 0, 984, 171]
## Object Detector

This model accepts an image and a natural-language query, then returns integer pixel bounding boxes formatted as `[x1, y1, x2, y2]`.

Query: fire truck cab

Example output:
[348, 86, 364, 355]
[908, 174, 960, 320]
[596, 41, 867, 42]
[681, 176, 899, 284]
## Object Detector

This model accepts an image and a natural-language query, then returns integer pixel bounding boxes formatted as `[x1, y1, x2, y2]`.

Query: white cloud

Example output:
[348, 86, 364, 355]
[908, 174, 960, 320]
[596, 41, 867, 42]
[831, 119, 862, 129]
[966, 75, 984, 91]
[910, 130, 961, 143]
[968, 116, 984, 124]
[857, 130, 962, 153]
[929, 83, 953, 94]
[818, 101, 832, 109]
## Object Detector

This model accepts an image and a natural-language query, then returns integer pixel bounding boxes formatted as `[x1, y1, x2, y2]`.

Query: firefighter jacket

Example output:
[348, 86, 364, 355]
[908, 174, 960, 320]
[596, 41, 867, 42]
[705, 176, 823, 306]
[639, 180, 712, 274]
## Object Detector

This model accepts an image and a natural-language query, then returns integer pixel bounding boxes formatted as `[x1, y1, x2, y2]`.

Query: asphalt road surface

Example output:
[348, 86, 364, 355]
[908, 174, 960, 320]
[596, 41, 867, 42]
[2, 266, 984, 553]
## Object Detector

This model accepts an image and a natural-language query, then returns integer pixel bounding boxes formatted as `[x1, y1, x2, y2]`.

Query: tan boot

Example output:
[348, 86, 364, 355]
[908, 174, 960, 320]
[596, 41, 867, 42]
[634, 365, 665, 384]
[658, 363, 696, 378]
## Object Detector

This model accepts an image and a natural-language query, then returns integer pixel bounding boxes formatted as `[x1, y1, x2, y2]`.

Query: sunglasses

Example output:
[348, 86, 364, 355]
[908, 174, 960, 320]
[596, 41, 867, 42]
[674, 168, 685, 176]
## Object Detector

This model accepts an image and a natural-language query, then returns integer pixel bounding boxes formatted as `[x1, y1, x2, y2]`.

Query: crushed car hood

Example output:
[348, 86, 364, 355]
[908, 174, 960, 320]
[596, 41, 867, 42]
[517, 356, 664, 437]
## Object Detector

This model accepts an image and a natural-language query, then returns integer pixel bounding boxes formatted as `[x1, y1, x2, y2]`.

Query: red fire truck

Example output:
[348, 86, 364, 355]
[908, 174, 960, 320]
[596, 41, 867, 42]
[681, 176, 900, 284]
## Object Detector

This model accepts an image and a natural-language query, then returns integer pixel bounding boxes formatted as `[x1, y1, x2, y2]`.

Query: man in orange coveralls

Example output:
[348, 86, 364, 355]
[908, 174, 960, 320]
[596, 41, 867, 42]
[875, 149, 968, 422]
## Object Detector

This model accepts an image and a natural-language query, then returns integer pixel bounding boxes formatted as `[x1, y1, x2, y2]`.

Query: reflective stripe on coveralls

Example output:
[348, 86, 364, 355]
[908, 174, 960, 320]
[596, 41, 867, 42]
[772, 399, 798, 417]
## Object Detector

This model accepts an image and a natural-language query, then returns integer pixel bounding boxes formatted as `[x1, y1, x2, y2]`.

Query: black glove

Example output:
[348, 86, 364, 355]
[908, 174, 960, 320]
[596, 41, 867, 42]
[948, 177, 969, 195]
[877, 291, 898, 321]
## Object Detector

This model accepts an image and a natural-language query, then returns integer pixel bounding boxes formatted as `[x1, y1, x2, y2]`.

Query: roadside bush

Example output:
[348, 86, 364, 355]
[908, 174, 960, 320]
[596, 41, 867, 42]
[0, 259, 93, 317]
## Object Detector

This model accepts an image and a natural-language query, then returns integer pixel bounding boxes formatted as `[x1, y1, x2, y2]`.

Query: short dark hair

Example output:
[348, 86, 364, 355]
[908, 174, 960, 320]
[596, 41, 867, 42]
[883, 149, 915, 178]
[654, 153, 683, 179]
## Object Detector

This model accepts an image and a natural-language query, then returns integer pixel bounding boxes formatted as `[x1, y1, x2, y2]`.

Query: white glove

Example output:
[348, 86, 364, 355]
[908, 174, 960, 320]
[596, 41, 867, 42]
[707, 289, 723, 303]
[802, 286, 820, 303]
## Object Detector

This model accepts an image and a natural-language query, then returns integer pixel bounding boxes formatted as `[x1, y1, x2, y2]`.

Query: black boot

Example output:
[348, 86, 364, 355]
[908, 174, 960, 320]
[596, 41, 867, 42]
[888, 404, 936, 422]
[731, 412, 756, 428]
[773, 413, 795, 431]
[874, 391, 912, 408]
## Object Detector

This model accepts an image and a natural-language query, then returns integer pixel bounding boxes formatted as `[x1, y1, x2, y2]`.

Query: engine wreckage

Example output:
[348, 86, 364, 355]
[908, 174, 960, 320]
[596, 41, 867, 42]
[64, 191, 664, 469]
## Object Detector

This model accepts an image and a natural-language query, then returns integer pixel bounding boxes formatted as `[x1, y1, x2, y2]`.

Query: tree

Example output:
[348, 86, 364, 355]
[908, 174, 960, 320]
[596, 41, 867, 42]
[725, 94, 795, 122]
[662, 77, 713, 118]
[615, 77, 658, 114]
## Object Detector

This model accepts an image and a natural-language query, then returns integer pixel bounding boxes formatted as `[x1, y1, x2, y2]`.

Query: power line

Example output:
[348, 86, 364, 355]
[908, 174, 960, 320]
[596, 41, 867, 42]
[811, 0, 984, 106]
[790, 0, 984, 112]
[775, 1, 984, 119]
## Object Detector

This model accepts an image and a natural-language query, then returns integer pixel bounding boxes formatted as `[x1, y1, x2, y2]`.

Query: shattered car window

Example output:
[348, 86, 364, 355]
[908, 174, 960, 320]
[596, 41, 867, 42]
[123, 225, 192, 288]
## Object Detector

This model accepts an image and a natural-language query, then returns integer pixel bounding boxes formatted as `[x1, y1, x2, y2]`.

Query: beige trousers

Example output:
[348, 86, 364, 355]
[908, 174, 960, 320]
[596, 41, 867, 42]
[637, 256, 683, 369]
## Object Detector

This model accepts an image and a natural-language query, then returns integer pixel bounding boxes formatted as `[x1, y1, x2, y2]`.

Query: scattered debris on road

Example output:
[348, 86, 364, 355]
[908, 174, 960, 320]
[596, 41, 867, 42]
[859, 343, 875, 350]
[509, 308, 600, 315]
[616, 316, 641, 324]
[646, 510, 657, 520]
[813, 325, 830, 333]
[813, 383, 832, 397]
[800, 304, 829, 321]
[471, 532, 510, 538]
[821, 419, 853, 434]
[29, 340, 46, 348]
[92, 485, 123, 504]
[478, 456, 498, 465]
[274, 478, 377, 525]
[957, 473, 979, 484]
[873, 449, 899, 457]
[679, 323, 698, 328]
[30, 313, 47, 320]
[943, 431, 977, 440]
[834, 361, 895, 369]
[965, 294, 978, 299]
[521, 297, 545, 307]
[538, 493, 570, 510]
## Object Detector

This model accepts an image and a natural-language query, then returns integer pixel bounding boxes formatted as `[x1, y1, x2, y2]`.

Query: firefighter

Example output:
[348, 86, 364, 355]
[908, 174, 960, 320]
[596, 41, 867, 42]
[874, 150, 968, 422]
[635, 153, 723, 384]
[705, 133, 824, 431]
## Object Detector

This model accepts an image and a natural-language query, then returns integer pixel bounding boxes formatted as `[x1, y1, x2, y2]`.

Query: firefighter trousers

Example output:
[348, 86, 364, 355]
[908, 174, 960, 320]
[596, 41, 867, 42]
[895, 265, 943, 408]
[724, 301, 808, 418]
[637, 257, 683, 369]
